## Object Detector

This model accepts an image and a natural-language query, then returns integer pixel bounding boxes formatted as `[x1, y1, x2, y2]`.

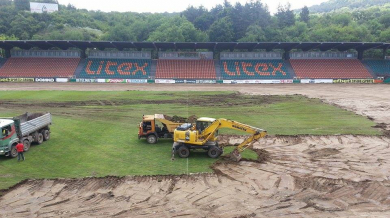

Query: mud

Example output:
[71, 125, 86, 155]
[1, 84, 390, 217]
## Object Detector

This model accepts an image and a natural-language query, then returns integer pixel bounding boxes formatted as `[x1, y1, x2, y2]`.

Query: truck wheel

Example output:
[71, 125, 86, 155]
[37, 133, 44, 145]
[178, 146, 190, 158]
[10, 146, 17, 158]
[23, 140, 31, 152]
[43, 130, 50, 141]
[147, 134, 157, 144]
[208, 146, 222, 158]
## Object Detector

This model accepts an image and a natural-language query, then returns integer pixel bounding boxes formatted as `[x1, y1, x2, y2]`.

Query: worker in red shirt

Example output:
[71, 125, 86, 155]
[16, 141, 25, 161]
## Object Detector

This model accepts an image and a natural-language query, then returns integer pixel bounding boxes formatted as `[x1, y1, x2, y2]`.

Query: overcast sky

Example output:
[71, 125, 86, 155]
[57, 0, 329, 14]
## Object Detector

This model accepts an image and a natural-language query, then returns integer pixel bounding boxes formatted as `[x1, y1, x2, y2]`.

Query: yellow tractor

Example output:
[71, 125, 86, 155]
[172, 117, 267, 161]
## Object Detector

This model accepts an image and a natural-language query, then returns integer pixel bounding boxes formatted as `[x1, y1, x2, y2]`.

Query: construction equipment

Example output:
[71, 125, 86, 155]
[138, 114, 187, 144]
[0, 113, 52, 158]
[172, 117, 267, 162]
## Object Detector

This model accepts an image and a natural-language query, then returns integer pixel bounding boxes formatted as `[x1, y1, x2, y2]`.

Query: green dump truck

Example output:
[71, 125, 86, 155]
[0, 113, 52, 158]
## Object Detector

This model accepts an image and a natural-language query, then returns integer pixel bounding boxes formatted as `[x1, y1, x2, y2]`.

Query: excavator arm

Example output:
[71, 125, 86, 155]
[199, 119, 267, 161]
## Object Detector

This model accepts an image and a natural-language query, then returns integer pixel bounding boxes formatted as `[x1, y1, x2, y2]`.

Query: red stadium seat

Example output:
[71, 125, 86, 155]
[0, 57, 80, 78]
[290, 59, 372, 79]
[156, 60, 216, 79]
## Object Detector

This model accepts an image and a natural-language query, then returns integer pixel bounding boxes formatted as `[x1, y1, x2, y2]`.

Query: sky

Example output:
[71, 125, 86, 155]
[57, 0, 329, 14]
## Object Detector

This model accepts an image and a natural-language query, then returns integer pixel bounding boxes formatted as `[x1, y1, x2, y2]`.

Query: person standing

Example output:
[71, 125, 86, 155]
[16, 141, 25, 161]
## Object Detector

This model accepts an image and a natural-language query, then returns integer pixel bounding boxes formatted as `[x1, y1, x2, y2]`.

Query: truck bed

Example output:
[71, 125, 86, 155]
[15, 113, 52, 137]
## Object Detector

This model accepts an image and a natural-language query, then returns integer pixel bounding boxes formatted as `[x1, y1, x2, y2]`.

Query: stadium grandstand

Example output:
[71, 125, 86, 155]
[0, 41, 389, 83]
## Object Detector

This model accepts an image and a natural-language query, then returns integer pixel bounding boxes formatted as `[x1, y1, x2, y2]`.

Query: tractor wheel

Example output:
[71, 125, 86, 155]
[43, 130, 50, 141]
[10, 146, 17, 158]
[147, 134, 157, 144]
[208, 146, 222, 158]
[37, 133, 44, 145]
[23, 140, 31, 152]
[178, 146, 190, 158]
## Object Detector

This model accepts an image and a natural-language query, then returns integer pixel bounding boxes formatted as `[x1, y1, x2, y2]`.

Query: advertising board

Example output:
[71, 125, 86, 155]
[301, 79, 333, 84]
[55, 78, 69, 83]
[0, 78, 35, 82]
[126, 79, 147, 83]
[35, 78, 55, 83]
[196, 80, 217, 84]
[106, 79, 125, 83]
[30, 2, 58, 13]
[155, 79, 175, 84]
[76, 79, 97, 83]
[223, 80, 292, 84]
[333, 79, 374, 84]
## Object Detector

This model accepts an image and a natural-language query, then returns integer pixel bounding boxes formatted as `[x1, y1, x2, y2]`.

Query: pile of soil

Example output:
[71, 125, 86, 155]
[164, 115, 198, 123]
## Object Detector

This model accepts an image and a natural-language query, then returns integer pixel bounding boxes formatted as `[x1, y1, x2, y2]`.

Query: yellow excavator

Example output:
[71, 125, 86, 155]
[172, 117, 267, 161]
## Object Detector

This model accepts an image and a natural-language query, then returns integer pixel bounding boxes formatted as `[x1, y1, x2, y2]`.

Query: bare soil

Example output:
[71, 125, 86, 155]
[1, 83, 390, 218]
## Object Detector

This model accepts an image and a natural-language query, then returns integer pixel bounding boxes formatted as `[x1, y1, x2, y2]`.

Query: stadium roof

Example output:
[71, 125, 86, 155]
[0, 41, 389, 51]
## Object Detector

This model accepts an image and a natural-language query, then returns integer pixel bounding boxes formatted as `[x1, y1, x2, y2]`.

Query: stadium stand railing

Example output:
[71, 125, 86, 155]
[290, 59, 373, 79]
[156, 60, 216, 79]
[362, 60, 390, 77]
[0, 57, 81, 78]
[220, 60, 293, 80]
[79, 58, 152, 79]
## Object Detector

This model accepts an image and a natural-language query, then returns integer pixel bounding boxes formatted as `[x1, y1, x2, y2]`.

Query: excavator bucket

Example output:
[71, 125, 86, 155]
[229, 149, 242, 162]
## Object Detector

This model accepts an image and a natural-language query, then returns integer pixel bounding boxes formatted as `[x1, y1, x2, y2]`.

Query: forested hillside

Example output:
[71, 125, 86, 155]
[307, 0, 390, 13]
[0, 0, 389, 42]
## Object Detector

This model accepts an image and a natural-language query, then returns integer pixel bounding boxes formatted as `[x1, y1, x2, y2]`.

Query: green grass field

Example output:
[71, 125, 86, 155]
[0, 91, 380, 190]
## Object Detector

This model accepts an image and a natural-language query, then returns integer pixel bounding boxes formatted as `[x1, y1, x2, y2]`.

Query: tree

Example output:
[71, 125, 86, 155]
[239, 25, 266, 42]
[379, 29, 390, 42]
[103, 24, 136, 41]
[300, 6, 309, 23]
[14, 0, 30, 11]
[208, 17, 234, 42]
[379, 13, 390, 28]
[0, 0, 12, 7]
[276, 3, 295, 28]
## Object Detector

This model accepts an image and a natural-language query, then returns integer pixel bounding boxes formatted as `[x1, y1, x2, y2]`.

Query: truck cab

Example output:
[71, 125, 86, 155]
[0, 119, 18, 156]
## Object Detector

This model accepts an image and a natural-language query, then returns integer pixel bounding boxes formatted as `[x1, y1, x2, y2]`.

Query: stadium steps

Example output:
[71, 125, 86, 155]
[150, 60, 157, 79]
[361, 61, 379, 78]
[74, 58, 87, 78]
[214, 60, 221, 80]
[0, 58, 7, 69]
[285, 60, 297, 78]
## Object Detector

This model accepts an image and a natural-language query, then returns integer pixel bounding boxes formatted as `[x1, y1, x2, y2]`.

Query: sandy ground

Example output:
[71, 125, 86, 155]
[1, 83, 390, 218]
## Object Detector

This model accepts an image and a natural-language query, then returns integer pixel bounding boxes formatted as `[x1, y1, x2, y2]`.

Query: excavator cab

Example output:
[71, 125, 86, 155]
[195, 119, 213, 134]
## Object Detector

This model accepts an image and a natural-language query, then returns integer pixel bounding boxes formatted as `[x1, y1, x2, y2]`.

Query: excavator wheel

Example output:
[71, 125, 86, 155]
[177, 146, 190, 158]
[208, 146, 222, 158]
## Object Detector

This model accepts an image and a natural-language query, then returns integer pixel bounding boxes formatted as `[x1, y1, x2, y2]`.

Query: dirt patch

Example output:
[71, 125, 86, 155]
[2, 135, 390, 218]
[164, 114, 198, 123]
[306, 148, 340, 159]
